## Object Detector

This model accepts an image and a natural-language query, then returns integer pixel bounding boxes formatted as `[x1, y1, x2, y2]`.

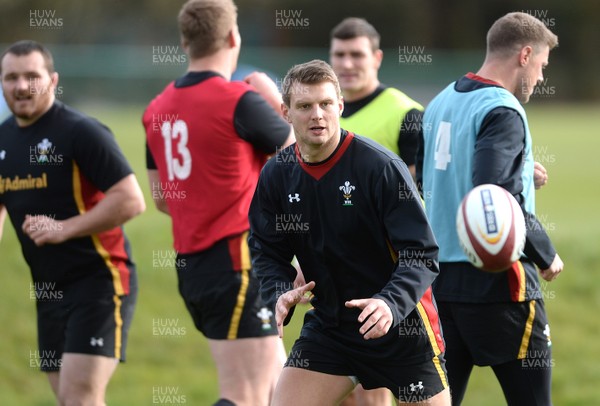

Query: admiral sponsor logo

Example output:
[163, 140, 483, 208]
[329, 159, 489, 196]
[0, 173, 48, 194]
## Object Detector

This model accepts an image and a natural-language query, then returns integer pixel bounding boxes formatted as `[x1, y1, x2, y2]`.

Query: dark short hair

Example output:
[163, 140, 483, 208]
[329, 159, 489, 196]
[178, 0, 237, 59]
[281, 59, 341, 107]
[330, 17, 380, 51]
[0, 40, 55, 74]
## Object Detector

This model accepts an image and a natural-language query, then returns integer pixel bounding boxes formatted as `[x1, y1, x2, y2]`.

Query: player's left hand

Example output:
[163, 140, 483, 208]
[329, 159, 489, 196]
[22, 214, 70, 246]
[345, 298, 393, 340]
[534, 161, 548, 189]
[275, 280, 316, 338]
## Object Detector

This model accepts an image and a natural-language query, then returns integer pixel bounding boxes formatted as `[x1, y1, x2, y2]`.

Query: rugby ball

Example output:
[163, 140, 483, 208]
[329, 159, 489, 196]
[456, 184, 526, 272]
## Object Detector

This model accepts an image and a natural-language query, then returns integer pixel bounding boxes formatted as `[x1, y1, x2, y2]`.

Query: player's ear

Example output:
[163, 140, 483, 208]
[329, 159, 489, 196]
[519, 45, 533, 67]
[228, 25, 241, 49]
[50, 72, 59, 88]
[282, 103, 291, 123]
[374, 49, 383, 68]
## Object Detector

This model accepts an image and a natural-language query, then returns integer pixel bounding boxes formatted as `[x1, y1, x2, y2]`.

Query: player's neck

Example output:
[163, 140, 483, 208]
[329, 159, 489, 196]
[187, 51, 235, 80]
[342, 80, 379, 103]
[15, 97, 55, 128]
[475, 61, 514, 93]
[298, 131, 342, 163]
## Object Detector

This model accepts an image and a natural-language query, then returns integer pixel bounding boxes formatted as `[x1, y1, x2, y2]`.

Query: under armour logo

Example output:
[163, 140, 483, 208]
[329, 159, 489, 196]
[410, 381, 424, 392]
[0, 150, 5, 160]
[288, 193, 300, 202]
[90, 337, 104, 347]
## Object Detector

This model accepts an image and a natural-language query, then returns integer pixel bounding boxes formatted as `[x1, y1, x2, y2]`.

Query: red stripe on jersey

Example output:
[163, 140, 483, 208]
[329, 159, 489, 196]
[508, 260, 526, 302]
[77, 170, 130, 295]
[418, 287, 445, 353]
[227, 232, 251, 272]
[465, 72, 503, 87]
[296, 132, 355, 181]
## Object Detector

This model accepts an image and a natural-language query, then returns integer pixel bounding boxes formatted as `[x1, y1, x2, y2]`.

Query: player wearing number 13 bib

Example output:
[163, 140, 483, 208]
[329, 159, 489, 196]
[143, 70, 292, 334]
[142, 3, 292, 404]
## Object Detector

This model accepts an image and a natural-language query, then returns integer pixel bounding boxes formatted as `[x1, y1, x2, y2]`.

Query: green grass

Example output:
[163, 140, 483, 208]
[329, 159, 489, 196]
[0, 103, 598, 405]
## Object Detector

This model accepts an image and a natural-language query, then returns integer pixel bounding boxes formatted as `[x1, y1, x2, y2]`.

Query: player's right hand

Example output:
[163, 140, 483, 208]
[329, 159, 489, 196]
[540, 253, 563, 282]
[534, 161, 548, 189]
[243, 72, 284, 115]
[275, 280, 315, 338]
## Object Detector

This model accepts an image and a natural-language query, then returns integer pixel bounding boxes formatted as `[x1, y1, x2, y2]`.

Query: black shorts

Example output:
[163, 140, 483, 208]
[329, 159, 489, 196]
[286, 311, 448, 402]
[438, 299, 551, 366]
[176, 232, 277, 340]
[35, 273, 137, 372]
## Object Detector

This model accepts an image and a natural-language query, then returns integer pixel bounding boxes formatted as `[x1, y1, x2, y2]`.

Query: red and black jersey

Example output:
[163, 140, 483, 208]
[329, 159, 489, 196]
[249, 130, 444, 355]
[0, 101, 135, 296]
[143, 71, 289, 254]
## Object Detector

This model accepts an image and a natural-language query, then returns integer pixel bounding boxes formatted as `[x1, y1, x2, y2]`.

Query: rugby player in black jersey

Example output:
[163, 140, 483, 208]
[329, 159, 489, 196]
[0, 40, 145, 405]
[249, 59, 451, 405]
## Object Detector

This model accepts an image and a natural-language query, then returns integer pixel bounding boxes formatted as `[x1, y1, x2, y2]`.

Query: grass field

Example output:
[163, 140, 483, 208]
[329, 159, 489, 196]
[0, 103, 599, 405]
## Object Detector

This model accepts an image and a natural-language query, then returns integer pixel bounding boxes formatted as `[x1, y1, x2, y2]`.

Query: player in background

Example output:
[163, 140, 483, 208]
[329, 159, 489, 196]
[416, 12, 563, 405]
[330, 17, 423, 179]
[330, 18, 422, 405]
[249, 59, 451, 405]
[0, 40, 145, 405]
[143, 0, 293, 405]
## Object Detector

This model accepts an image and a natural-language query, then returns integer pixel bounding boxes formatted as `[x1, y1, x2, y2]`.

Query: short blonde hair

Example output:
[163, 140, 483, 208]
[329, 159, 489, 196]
[487, 12, 558, 55]
[178, 0, 237, 59]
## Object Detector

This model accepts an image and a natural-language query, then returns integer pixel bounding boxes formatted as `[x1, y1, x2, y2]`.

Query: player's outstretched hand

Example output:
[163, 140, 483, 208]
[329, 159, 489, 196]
[540, 253, 563, 282]
[243, 72, 283, 115]
[22, 214, 70, 246]
[534, 161, 548, 189]
[275, 280, 316, 338]
[345, 298, 393, 340]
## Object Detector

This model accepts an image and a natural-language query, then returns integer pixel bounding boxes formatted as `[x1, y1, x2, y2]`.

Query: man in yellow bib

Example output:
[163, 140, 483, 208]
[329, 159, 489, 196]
[330, 17, 423, 179]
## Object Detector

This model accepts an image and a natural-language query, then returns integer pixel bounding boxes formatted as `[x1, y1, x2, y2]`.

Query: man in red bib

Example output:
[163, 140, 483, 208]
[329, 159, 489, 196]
[143, 1, 293, 405]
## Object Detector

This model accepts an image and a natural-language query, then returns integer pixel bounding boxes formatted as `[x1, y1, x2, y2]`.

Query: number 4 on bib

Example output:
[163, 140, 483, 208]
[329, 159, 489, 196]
[434, 121, 452, 171]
